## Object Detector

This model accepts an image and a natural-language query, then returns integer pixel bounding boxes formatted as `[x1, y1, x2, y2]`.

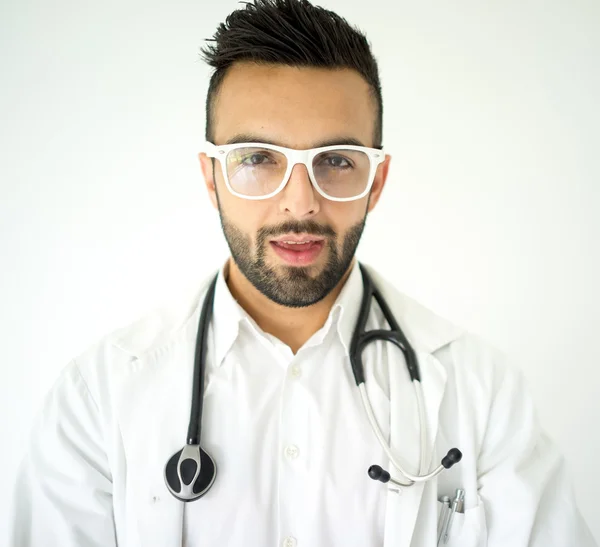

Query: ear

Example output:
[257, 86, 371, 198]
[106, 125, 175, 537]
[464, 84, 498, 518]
[198, 152, 218, 210]
[366, 154, 391, 214]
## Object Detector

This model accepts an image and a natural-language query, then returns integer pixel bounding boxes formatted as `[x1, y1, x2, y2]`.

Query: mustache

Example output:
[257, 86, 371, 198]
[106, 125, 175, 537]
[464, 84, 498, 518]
[257, 220, 337, 241]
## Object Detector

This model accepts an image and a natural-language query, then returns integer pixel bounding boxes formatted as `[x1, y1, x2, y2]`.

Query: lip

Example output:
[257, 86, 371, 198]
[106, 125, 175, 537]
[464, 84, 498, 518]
[270, 239, 325, 266]
[271, 233, 325, 243]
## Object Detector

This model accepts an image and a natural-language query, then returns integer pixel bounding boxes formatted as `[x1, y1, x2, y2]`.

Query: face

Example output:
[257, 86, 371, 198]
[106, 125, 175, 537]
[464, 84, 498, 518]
[199, 62, 391, 308]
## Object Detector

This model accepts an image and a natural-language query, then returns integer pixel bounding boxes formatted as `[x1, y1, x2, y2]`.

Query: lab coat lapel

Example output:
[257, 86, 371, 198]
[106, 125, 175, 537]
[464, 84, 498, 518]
[115, 312, 200, 547]
[364, 262, 460, 545]
[383, 350, 447, 547]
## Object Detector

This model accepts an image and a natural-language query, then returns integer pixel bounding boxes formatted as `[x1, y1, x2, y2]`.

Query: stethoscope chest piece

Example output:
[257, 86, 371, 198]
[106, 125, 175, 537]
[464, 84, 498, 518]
[164, 444, 217, 502]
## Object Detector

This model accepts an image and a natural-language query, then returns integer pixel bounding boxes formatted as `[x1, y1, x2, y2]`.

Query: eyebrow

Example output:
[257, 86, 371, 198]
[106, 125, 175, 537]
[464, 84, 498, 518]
[224, 133, 368, 148]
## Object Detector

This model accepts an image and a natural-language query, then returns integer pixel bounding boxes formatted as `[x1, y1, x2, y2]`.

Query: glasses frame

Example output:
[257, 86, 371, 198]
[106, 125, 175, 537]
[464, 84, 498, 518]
[204, 140, 385, 202]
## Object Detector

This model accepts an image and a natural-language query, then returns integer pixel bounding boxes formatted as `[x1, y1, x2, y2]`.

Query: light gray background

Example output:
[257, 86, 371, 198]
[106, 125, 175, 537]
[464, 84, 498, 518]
[1, 0, 598, 543]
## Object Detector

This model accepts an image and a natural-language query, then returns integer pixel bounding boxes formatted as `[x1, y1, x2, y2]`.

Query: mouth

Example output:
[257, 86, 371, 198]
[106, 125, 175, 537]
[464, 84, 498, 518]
[269, 234, 326, 266]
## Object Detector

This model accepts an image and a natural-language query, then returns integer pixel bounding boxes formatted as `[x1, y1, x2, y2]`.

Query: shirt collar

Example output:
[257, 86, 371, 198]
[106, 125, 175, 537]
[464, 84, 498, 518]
[331, 260, 364, 356]
[212, 260, 364, 367]
[212, 261, 246, 368]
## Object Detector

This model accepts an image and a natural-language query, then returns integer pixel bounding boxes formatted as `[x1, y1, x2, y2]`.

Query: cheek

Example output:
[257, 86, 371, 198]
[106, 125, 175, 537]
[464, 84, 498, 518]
[324, 202, 368, 234]
[219, 193, 271, 238]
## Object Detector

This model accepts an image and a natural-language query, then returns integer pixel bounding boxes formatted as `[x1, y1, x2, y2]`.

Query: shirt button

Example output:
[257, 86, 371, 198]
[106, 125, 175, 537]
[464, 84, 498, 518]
[282, 537, 297, 547]
[284, 444, 299, 459]
[290, 365, 302, 378]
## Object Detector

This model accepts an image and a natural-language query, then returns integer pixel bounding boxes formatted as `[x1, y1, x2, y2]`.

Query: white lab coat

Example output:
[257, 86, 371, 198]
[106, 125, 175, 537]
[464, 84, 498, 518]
[9, 264, 596, 547]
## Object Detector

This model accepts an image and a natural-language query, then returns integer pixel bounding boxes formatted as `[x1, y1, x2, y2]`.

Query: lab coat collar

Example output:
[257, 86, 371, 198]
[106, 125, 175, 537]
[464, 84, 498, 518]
[362, 263, 464, 354]
[321, 260, 466, 358]
[112, 260, 465, 361]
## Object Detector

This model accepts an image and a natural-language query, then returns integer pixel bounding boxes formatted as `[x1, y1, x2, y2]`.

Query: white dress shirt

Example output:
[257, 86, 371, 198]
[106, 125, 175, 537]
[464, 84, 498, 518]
[183, 260, 392, 546]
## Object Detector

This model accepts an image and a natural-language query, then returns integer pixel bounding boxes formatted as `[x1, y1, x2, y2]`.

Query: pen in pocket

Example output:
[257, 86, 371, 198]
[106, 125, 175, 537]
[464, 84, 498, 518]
[440, 489, 465, 545]
[437, 496, 451, 545]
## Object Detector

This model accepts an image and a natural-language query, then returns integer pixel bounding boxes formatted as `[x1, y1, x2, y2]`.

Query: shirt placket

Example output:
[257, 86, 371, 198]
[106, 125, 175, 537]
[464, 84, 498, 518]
[276, 343, 309, 547]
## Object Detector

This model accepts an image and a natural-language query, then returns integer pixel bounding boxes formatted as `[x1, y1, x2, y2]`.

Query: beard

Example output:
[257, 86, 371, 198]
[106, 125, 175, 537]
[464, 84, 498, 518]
[215, 191, 368, 308]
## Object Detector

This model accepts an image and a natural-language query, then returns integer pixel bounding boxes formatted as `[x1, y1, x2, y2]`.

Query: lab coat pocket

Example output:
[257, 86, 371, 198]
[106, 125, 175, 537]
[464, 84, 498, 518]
[436, 495, 487, 547]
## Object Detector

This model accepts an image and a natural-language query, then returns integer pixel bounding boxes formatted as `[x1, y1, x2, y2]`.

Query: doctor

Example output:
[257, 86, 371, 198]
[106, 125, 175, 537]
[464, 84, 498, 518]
[10, 0, 596, 545]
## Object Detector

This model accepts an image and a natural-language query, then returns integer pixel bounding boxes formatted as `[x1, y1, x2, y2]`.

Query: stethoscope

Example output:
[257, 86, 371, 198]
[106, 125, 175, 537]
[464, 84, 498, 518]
[164, 263, 462, 502]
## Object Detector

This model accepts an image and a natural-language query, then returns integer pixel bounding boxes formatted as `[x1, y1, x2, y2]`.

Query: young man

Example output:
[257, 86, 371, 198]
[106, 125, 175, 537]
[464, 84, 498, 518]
[10, 0, 596, 545]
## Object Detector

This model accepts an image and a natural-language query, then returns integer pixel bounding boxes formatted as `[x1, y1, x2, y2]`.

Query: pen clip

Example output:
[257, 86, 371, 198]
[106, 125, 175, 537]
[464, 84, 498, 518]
[455, 488, 465, 514]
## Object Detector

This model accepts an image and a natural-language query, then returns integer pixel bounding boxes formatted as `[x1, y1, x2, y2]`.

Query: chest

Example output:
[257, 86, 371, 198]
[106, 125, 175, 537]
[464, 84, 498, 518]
[111, 321, 486, 547]
[181, 330, 390, 545]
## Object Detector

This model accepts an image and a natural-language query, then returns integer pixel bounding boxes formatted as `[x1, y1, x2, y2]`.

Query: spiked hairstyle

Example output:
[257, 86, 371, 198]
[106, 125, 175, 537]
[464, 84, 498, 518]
[199, 0, 383, 149]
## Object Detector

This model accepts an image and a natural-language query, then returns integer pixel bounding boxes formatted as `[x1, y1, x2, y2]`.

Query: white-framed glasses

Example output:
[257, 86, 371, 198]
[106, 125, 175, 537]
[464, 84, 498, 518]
[204, 140, 385, 202]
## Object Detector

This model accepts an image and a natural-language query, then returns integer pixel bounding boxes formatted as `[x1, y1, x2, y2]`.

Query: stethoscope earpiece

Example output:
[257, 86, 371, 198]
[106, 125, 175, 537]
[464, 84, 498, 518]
[367, 448, 463, 488]
[164, 444, 217, 502]
[368, 465, 391, 483]
[441, 448, 462, 469]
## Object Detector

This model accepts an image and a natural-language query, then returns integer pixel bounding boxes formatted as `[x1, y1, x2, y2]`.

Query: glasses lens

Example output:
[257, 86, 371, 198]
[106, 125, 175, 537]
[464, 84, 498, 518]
[225, 146, 372, 199]
[226, 147, 287, 197]
[312, 149, 371, 199]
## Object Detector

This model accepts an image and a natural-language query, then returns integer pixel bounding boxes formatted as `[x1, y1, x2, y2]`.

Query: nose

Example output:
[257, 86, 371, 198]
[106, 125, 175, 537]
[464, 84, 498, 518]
[278, 162, 321, 218]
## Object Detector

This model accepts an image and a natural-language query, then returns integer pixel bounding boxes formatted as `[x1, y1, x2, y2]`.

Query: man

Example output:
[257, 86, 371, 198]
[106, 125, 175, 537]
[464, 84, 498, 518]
[9, 0, 596, 545]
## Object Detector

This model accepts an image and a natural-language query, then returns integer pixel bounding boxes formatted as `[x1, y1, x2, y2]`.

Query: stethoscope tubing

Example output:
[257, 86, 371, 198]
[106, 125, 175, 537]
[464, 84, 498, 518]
[187, 274, 218, 446]
[353, 263, 456, 485]
[359, 381, 447, 484]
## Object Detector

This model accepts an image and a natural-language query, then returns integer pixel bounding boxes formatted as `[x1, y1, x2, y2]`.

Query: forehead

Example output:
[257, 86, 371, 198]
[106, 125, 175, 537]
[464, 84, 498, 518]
[212, 62, 376, 148]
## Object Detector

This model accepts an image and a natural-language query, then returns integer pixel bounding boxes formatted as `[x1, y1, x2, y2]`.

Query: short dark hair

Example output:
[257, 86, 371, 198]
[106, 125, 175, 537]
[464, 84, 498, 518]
[199, 0, 383, 148]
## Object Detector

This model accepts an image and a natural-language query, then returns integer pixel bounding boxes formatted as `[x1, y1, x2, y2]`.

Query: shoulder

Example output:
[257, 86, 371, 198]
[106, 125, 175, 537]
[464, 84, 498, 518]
[363, 262, 465, 354]
[62, 271, 216, 405]
[364, 262, 520, 388]
[442, 332, 521, 394]
[110, 271, 216, 359]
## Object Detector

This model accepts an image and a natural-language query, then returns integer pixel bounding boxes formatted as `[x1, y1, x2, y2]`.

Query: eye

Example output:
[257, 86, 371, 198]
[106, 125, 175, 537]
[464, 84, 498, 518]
[320, 154, 353, 169]
[240, 152, 274, 166]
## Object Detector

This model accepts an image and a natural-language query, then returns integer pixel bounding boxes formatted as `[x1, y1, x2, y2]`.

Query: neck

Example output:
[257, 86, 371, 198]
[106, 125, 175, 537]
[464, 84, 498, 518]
[224, 258, 355, 354]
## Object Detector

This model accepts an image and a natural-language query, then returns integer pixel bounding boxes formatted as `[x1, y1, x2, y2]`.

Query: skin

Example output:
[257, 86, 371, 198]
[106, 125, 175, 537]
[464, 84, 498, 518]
[198, 61, 391, 354]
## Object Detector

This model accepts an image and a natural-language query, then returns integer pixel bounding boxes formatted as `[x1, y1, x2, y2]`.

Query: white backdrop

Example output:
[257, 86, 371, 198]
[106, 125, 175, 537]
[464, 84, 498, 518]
[1, 0, 598, 543]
